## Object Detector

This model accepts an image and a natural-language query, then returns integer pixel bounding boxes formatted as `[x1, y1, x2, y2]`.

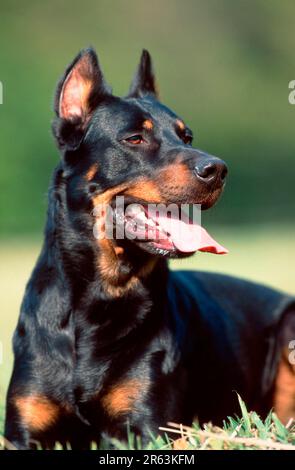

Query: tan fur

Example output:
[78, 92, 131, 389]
[125, 180, 162, 203]
[176, 119, 185, 131]
[59, 54, 94, 119]
[143, 119, 153, 130]
[14, 395, 60, 432]
[98, 238, 156, 297]
[157, 162, 191, 187]
[102, 378, 147, 417]
[85, 163, 99, 181]
[274, 347, 295, 424]
[92, 183, 129, 206]
[114, 246, 124, 255]
[91, 175, 182, 297]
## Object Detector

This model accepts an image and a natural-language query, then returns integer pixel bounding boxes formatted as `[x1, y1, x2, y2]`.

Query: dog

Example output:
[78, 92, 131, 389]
[5, 48, 295, 449]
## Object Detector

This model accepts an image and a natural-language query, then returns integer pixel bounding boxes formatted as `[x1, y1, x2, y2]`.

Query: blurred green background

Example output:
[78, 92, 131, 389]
[0, 0, 294, 419]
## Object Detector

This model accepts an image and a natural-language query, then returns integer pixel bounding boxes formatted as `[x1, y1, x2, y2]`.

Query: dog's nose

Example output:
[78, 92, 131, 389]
[194, 158, 228, 185]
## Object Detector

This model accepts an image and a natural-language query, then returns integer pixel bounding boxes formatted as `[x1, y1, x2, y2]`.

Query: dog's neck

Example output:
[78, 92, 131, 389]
[43, 165, 167, 307]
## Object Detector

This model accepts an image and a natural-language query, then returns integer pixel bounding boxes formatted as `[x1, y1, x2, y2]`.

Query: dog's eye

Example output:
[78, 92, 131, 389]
[183, 134, 193, 145]
[125, 135, 145, 145]
[88, 183, 98, 194]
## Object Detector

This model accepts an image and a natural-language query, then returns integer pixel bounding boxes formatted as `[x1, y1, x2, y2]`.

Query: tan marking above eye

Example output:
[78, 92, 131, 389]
[85, 163, 99, 181]
[176, 119, 185, 131]
[143, 119, 153, 130]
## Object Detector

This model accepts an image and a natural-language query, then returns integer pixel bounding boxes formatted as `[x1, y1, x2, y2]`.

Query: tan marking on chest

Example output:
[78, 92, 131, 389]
[98, 238, 156, 297]
[92, 182, 158, 297]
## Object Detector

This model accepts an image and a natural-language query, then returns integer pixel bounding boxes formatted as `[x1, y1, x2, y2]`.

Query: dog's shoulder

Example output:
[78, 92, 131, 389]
[168, 269, 294, 329]
[167, 269, 294, 377]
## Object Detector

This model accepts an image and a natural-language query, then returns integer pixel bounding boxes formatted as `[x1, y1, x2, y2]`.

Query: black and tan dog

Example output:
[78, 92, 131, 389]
[5, 48, 295, 449]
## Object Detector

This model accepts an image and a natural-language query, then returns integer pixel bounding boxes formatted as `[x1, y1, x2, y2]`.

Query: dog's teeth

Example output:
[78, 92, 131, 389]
[128, 205, 143, 216]
[136, 211, 147, 222]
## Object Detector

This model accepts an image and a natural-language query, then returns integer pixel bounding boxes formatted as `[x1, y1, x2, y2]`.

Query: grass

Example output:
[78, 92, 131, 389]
[0, 226, 294, 450]
[105, 396, 295, 450]
[1, 396, 295, 450]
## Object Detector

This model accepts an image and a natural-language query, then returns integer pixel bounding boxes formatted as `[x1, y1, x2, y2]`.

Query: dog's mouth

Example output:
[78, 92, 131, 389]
[113, 202, 228, 257]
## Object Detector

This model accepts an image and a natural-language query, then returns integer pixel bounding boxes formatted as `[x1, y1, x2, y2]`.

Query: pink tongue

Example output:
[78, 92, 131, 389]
[156, 214, 228, 254]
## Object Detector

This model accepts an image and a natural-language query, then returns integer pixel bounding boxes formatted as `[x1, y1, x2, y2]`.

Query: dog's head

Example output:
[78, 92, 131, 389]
[52, 48, 227, 286]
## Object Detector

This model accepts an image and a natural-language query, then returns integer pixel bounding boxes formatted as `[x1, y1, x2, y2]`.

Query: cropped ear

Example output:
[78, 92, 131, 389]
[52, 48, 111, 151]
[128, 49, 159, 99]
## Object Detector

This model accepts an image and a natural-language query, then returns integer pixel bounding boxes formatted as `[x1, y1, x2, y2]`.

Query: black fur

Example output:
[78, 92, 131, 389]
[5, 48, 295, 449]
